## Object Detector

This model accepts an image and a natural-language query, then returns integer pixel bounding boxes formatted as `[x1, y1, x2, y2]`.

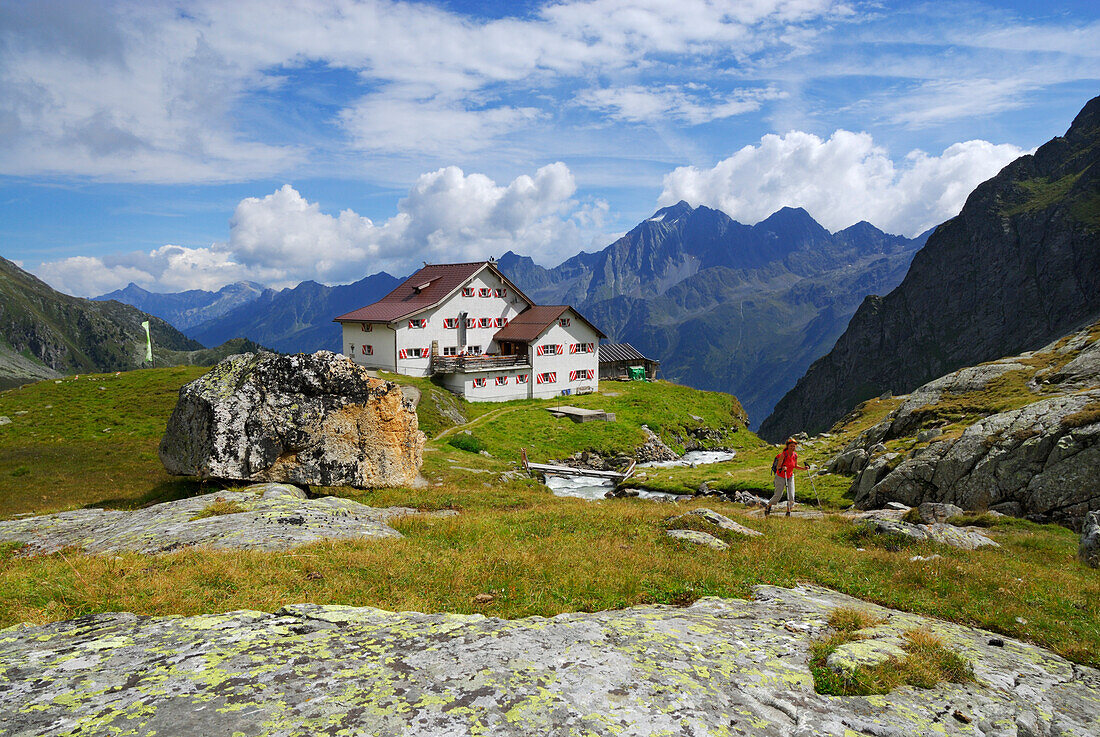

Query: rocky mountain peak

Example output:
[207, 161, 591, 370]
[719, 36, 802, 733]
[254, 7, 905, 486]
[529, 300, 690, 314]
[755, 206, 830, 241]
[646, 200, 694, 223]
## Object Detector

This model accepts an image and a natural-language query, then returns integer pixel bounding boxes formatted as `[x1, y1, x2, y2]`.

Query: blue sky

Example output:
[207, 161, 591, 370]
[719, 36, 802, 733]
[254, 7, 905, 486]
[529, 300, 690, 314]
[1, 0, 1097, 295]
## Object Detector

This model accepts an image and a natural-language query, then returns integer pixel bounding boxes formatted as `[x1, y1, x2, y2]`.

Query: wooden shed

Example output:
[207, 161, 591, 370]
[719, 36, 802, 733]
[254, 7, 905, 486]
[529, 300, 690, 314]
[599, 343, 659, 381]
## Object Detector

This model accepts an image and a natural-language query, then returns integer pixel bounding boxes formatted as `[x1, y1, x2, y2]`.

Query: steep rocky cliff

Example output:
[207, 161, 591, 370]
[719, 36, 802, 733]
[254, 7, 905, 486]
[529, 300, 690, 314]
[0, 257, 272, 388]
[762, 95, 1100, 441]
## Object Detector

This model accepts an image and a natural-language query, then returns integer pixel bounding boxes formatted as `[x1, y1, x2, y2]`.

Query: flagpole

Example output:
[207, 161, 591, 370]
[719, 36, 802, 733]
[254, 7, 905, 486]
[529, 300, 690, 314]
[141, 321, 154, 368]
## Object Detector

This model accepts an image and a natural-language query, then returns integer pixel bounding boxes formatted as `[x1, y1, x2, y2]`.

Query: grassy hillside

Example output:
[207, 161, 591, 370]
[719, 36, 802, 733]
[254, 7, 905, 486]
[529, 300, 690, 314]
[0, 257, 269, 389]
[0, 368, 1096, 667]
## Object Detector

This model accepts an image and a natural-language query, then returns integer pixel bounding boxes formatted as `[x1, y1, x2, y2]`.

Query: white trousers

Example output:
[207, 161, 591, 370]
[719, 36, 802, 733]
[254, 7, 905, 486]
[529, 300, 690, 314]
[770, 474, 795, 506]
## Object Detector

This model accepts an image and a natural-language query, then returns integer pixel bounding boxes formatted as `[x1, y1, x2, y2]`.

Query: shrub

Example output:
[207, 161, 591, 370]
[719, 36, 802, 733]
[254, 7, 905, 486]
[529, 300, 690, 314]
[901, 507, 923, 525]
[189, 497, 246, 521]
[947, 512, 1041, 530]
[843, 524, 921, 552]
[810, 621, 974, 696]
[448, 434, 486, 454]
[1062, 402, 1100, 430]
[828, 606, 886, 632]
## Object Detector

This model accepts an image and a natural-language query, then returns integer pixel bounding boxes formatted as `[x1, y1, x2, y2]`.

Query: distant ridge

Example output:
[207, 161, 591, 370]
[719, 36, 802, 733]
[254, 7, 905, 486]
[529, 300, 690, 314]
[761, 94, 1100, 441]
[94, 281, 264, 330]
[185, 272, 403, 353]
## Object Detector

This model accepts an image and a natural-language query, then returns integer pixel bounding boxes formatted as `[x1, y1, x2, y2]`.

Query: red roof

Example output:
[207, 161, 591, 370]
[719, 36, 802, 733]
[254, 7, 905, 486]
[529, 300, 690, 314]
[493, 305, 607, 342]
[334, 262, 500, 323]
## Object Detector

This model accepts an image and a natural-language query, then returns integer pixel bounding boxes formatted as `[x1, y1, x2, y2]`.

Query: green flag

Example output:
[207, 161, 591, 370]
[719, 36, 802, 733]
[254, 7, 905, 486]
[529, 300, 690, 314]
[141, 321, 152, 362]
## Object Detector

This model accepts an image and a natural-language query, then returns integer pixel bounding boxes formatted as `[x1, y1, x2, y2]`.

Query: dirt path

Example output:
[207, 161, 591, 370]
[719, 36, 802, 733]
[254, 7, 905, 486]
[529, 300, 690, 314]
[432, 405, 524, 443]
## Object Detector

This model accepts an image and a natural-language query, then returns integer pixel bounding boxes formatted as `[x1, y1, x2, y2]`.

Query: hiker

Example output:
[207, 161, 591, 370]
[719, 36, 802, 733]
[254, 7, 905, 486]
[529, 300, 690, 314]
[765, 437, 807, 517]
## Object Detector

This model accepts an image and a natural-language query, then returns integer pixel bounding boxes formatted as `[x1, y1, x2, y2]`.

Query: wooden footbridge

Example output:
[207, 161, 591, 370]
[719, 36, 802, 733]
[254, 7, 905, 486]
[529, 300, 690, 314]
[521, 448, 636, 483]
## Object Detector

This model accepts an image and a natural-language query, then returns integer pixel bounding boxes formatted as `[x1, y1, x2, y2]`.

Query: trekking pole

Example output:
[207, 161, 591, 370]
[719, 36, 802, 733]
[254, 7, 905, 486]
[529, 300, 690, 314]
[807, 466, 821, 510]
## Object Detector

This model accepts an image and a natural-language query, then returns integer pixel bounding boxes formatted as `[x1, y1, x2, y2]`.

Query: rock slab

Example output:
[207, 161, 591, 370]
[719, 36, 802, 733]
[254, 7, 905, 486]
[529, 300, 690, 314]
[1, 585, 1097, 736]
[855, 516, 1000, 550]
[686, 508, 763, 537]
[159, 351, 425, 488]
[665, 528, 729, 549]
[0, 484, 432, 555]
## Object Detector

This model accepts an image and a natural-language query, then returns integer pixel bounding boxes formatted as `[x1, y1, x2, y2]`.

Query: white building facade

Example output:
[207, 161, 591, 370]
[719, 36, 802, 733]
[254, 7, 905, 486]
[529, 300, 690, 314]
[335, 261, 604, 401]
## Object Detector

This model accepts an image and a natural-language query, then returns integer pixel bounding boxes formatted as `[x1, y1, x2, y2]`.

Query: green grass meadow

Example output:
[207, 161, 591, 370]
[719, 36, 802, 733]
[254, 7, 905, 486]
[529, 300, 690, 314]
[0, 367, 1097, 668]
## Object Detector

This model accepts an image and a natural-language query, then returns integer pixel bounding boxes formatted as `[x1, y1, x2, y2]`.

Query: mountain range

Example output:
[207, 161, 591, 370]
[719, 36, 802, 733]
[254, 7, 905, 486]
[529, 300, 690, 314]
[761, 94, 1100, 441]
[497, 204, 929, 426]
[93, 281, 265, 330]
[183, 272, 402, 354]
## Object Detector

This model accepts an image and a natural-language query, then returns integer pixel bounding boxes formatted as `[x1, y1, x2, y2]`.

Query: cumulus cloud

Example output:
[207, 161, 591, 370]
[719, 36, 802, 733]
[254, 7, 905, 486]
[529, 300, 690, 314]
[35, 163, 598, 296]
[659, 130, 1025, 235]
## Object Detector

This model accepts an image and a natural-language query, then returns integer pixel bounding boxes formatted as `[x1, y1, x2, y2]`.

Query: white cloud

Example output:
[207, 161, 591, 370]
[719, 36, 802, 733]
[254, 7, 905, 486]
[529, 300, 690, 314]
[34, 163, 595, 295]
[0, 0, 848, 180]
[881, 78, 1039, 128]
[577, 85, 787, 124]
[339, 98, 540, 155]
[660, 130, 1025, 235]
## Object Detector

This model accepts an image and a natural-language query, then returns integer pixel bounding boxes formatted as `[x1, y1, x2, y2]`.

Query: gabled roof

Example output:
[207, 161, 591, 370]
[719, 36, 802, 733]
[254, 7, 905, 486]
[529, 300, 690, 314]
[334, 261, 533, 323]
[599, 343, 657, 364]
[493, 305, 607, 343]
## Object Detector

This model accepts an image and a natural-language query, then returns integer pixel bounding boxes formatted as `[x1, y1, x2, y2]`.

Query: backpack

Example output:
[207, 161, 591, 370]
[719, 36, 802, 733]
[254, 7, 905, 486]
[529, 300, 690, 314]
[772, 448, 794, 475]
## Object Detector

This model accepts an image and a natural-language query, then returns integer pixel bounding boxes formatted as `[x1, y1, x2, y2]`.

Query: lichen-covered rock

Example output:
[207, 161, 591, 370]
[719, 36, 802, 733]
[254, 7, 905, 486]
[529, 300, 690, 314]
[683, 508, 763, 537]
[826, 447, 869, 475]
[665, 528, 729, 549]
[2, 585, 1097, 736]
[855, 389, 1100, 528]
[916, 501, 964, 524]
[1080, 510, 1100, 568]
[0, 484, 440, 555]
[159, 351, 424, 488]
[855, 516, 999, 550]
[634, 425, 679, 463]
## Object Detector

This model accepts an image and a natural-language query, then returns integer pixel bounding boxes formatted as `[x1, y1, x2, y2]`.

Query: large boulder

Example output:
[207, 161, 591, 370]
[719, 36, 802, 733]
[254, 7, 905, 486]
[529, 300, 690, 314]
[159, 352, 424, 488]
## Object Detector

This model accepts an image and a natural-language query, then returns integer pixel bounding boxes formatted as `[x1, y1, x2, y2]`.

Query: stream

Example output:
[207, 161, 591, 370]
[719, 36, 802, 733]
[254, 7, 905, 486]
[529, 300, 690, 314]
[545, 449, 737, 502]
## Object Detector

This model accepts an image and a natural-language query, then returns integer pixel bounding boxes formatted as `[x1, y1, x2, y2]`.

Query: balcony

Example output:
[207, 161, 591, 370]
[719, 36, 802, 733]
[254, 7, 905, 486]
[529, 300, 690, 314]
[432, 353, 530, 374]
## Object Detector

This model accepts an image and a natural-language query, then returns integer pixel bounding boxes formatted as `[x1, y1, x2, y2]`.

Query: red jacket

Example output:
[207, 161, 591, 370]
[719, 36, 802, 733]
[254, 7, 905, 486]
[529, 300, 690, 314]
[775, 449, 798, 479]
